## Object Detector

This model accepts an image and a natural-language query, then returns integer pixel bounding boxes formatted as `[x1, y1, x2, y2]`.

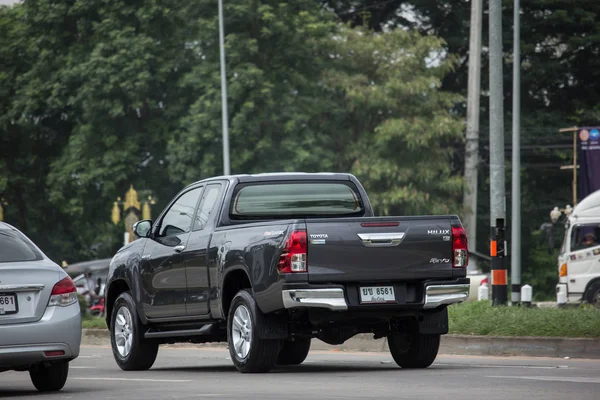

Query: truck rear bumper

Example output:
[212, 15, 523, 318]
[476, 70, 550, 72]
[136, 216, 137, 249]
[282, 279, 469, 311]
[282, 288, 348, 311]
[423, 284, 470, 308]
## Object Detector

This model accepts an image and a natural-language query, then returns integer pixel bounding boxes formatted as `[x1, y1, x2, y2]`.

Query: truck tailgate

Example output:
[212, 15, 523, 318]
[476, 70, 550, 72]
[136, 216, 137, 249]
[306, 217, 455, 283]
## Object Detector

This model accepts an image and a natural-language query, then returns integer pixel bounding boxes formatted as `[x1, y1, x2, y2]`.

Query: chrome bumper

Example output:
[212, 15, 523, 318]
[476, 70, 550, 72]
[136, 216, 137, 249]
[282, 283, 470, 311]
[423, 284, 470, 308]
[282, 289, 348, 311]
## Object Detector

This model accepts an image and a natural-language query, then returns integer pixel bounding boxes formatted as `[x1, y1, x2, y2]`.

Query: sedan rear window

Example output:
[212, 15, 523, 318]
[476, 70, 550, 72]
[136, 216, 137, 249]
[230, 182, 364, 219]
[0, 230, 43, 263]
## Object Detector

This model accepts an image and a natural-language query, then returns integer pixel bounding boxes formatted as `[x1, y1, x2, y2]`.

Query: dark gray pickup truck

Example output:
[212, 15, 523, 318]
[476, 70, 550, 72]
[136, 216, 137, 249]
[104, 173, 469, 373]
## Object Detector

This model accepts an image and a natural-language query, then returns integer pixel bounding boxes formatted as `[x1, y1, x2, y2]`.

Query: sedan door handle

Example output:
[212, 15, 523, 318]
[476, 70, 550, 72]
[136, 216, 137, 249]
[174, 245, 186, 253]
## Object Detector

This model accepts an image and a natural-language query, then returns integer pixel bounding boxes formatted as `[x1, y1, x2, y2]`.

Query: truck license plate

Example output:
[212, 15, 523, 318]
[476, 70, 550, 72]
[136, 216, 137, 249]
[359, 286, 395, 304]
[0, 294, 18, 315]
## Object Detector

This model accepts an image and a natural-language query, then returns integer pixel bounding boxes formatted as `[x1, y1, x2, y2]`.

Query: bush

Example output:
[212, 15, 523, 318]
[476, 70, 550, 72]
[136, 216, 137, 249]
[77, 294, 88, 315]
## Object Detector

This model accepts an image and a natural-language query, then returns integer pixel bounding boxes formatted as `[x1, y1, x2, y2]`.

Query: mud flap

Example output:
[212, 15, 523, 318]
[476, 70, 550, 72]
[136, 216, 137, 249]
[254, 311, 289, 339]
[418, 307, 449, 334]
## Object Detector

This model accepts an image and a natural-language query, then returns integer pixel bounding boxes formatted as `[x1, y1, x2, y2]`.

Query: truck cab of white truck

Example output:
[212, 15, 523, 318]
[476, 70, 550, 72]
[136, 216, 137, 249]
[557, 190, 600, 309]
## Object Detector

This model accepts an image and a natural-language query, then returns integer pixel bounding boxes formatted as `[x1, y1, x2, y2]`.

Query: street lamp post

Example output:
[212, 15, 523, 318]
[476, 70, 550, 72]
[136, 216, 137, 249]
[218, 0, 230, 176]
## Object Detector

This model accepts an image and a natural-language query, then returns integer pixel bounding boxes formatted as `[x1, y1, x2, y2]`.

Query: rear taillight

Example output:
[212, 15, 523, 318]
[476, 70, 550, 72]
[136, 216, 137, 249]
[451, 226, 468, 268]
[48, 276, 78, 307]
[278, 231, 307, 273]
[560, 263, 568, 277]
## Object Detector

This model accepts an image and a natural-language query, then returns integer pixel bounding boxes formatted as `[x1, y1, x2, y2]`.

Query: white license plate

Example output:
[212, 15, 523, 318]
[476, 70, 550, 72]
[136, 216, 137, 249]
[359, 286, 395, 304]
[0, 294, 18, 315]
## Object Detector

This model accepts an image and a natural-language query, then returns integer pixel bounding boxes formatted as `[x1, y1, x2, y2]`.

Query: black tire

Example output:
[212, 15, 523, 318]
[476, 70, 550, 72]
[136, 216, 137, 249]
[584, 282, 600, 309]
[29, 361, 69, 392]
[110, 291, 159, 371]
[277, 338, 311, 365]
[388, 332, 440, 369]
[227, 289, 281, 373]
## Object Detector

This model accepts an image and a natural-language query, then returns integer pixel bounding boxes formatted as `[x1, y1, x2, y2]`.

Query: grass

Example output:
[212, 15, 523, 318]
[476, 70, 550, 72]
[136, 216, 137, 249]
[80, 301, 600, 338]
[82, 315, 107, 329]
[449, 300, 600, 338]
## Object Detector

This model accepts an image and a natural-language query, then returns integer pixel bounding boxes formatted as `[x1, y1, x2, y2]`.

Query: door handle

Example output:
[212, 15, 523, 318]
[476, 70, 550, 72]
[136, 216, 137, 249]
[174, 245, 186, 253]
[357, 233, 405, 247]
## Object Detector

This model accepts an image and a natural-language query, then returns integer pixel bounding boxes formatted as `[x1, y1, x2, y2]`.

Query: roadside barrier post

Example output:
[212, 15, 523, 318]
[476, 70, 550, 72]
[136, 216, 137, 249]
[521, 284, 532, 307]
[490, 218, 508, 306]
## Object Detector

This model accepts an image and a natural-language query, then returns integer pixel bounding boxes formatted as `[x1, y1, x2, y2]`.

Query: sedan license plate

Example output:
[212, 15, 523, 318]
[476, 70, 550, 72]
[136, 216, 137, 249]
[0, 293, 18, 315]
[359, 286, 395, 304]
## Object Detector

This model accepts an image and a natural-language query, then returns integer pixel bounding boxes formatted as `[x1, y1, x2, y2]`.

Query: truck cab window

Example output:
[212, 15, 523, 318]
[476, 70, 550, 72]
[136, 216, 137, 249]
[194, 184, 222, 231]
[570, 224, 600, 251]
[158, 187, 203, 237]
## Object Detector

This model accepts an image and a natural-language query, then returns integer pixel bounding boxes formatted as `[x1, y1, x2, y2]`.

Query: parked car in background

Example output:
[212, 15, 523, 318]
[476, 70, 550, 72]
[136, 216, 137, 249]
[65, 258, 110, 297]
[0, 222, 81, 392]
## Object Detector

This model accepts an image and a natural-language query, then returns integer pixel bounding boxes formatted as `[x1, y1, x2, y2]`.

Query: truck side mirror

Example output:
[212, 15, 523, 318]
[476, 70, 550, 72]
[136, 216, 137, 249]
[133, 220, 152, 238]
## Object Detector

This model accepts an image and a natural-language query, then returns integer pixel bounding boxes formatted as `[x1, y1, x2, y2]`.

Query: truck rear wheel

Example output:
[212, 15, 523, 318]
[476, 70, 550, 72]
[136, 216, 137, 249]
[277, 338, 311, 365]
[227, 289, 281, 373]
[388, 332, 440, 369]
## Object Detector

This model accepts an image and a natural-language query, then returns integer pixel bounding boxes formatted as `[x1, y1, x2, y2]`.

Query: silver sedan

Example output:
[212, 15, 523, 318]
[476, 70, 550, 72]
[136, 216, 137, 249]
[0, 222, 81, 392]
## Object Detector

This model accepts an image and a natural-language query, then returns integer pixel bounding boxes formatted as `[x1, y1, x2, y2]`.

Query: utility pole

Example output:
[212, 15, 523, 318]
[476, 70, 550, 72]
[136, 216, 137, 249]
[218, 0, 231, 176]
[511, 0, 521, 304]
[489, 0, 507, 305]
[463, 0, 483, 259]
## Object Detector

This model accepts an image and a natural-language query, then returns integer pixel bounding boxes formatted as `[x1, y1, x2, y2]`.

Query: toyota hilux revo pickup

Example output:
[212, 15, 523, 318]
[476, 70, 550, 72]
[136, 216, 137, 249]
[104, 173, 470, 373]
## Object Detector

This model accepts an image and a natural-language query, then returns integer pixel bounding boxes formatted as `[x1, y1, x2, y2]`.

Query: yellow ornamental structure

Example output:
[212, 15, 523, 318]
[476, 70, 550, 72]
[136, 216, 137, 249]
[111, 185, 156, 244]
[123, 185, 141, 212]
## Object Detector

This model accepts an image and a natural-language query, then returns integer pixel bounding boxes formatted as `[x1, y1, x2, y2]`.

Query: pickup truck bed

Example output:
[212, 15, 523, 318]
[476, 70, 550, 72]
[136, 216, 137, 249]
[105, 173, 469, 373]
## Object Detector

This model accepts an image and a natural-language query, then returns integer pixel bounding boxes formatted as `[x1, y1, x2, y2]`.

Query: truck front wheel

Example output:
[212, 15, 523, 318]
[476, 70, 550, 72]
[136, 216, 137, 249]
[110, 292, 159, 371]
[227, 289, 281, 373]
[388, 332, 440, 369]
[585, 282, 600, 309]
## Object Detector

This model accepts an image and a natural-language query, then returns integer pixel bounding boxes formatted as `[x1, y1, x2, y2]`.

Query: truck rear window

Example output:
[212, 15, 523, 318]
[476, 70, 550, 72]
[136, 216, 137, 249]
[230, 182, 364, 219]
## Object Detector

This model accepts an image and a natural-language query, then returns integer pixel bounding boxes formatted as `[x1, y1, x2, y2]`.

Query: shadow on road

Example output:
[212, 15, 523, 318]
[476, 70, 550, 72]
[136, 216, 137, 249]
[149, 363, 461, 374]
[0, 387, 106, 398]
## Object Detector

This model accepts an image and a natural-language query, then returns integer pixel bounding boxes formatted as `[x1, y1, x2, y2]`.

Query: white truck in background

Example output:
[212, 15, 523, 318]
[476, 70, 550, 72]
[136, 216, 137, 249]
[556, 190, 600, 309]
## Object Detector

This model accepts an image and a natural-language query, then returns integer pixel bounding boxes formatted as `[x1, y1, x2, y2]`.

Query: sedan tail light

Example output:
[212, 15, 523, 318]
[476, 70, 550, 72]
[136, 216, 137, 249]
[48, 276, 78, 307]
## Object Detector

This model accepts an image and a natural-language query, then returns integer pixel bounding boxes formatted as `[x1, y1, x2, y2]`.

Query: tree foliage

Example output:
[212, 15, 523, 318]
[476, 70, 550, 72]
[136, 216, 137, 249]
[3, 0, 598, 300]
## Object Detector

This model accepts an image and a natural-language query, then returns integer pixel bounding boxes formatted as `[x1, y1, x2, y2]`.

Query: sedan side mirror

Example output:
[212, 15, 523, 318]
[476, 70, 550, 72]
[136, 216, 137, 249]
[133, 220, 152, 238]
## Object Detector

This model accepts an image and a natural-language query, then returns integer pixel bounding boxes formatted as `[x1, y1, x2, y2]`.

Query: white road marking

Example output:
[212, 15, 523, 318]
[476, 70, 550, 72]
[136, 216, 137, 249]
[488, 375, 600, 384]
[437, 363, 563, 369]
[71, 377, 193, 383]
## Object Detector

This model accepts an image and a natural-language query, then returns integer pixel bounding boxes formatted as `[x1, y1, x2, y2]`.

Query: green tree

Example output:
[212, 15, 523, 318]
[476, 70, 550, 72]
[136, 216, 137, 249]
[168, 1, 464, 217]
[167, 0, 338, 183]
[1, 0, 203, 262]
[317, 26, 464, 215]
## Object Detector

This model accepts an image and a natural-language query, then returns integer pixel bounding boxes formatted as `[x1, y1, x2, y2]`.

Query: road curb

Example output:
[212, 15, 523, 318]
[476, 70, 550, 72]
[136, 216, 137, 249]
[82, 329, 600, 359]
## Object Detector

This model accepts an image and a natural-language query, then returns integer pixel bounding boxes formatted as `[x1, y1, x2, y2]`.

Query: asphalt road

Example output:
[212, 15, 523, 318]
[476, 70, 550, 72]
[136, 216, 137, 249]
[1, 346, 599, 400]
